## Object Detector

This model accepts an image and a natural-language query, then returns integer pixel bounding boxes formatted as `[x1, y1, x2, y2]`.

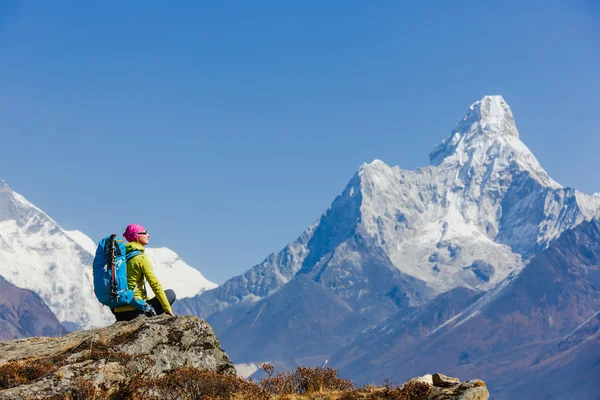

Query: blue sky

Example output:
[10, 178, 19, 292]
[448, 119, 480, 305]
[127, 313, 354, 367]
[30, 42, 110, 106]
[0, 1, 598, 284]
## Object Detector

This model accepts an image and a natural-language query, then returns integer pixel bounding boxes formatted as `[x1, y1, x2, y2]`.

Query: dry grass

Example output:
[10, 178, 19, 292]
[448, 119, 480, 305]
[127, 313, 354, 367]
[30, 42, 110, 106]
[260, 364, 354, 396]
[125, 366, 268, 400]
[1, 358, 430, 400]
[338, 381, 430, 399]
[41, 378, 108, 400]
[120, 364, 429, 400]
[0, 359, 57, 389]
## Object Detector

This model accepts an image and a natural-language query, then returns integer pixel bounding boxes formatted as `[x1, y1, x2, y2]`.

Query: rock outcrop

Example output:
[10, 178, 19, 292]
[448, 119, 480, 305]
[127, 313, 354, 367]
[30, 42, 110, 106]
[0, 315, 235, 399]
[406, 373, 490, 400]
[428, 379, 489, 400]
[0, 314, 488, 399]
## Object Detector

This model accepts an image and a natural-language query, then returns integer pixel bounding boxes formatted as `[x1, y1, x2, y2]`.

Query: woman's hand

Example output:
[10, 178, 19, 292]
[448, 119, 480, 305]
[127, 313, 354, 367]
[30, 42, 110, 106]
[166, 310, 175, 317]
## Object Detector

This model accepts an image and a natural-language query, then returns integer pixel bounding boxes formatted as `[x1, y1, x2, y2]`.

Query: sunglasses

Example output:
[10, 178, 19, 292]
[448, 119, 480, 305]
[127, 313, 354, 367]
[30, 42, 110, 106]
[136, 231, 149, 236]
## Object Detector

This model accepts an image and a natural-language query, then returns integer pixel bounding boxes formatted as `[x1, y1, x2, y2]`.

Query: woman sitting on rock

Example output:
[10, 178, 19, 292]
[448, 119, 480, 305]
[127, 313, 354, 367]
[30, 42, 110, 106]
[113, 224, 176, 321]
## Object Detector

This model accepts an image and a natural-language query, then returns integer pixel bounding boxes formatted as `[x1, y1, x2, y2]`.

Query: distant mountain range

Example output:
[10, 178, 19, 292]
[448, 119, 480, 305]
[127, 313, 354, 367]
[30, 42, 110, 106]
[0, 275, 66, 340]
[334, 218, 600, 399]
[0, 179, 217, 332]
[2, 95, 598, 399]
[174, 95, 600, 398]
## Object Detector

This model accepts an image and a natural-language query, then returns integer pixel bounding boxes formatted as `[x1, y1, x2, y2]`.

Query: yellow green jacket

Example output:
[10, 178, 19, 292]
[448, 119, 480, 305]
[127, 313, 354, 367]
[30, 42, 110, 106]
[114, 242, 171, 313]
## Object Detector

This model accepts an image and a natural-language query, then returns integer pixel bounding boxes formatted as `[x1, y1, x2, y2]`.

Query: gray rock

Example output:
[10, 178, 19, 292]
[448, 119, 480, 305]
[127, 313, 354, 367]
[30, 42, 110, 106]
[406, 373, 434, 386]
[469, 260, 495, 282]
[433, 372, 461, 387]
[402, 374, 489, 400]
[428, 379, 489, 400]
[0, 314, 235, 399]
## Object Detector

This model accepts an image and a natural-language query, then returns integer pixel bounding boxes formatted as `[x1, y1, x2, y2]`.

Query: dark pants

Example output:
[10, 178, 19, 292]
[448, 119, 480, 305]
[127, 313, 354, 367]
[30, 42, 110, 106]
[113, 289, 177, 322]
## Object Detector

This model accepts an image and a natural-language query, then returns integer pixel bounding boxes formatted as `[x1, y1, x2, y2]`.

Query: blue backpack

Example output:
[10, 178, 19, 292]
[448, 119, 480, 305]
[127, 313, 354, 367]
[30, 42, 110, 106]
[92, 234, 153, 312]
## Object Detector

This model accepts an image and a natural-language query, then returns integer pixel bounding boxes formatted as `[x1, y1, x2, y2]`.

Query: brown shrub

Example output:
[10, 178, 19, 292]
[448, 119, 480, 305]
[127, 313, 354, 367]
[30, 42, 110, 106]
[66, 378, 108, 400]
[339, 381, 430, 400]
[88, 346, 133, 364]
[124, 366, 269, 400]
[400, 381, 430, 399]
[259, 365, 353, 395]
[53, 341, 134, 366]
[2, 356, 429, 400]
[39, 378, 108, 400]
[0, 360, 57, 389]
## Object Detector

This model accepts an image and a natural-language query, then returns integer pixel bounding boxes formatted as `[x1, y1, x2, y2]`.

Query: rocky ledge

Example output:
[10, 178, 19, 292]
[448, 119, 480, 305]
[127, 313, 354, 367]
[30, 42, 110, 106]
[0, 315, 235, 399]
[405, 373, 489, 400]
[0, 315, 488, 399]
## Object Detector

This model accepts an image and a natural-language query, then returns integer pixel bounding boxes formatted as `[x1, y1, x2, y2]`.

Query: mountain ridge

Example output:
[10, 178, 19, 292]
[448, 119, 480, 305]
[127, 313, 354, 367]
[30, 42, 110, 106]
[0, 275, 67, 340]
[335, 217, 600, 399]
[0, 179, 218, 331]
[177, 95, 600, 323]
[175, 96, 600, 388]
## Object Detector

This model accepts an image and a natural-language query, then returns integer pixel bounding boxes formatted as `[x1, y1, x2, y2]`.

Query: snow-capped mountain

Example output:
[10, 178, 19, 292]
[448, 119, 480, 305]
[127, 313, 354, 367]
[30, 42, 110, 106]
[352, 95, 600, 294]
[175, 95, 600, 369]
[0, 179, 217, 331]
[176, 222, 316, 319]
[334, 218, 600, 399]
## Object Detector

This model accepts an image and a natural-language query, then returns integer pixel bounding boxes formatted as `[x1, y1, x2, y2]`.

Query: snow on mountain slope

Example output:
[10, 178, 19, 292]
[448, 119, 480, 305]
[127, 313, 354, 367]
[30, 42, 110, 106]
[178, 95, 600, 321]
[0, 179, 217, 330]
[64, 231, 217, 299]
[352, 95, 600, 294]
[64, 230, 96, 254]
[0, 180, 112, 329]
[429, 95, 560, 188]
[175, 222, 318, 319]
[140, 247, 217, 298]
[336, 218, 600, 399]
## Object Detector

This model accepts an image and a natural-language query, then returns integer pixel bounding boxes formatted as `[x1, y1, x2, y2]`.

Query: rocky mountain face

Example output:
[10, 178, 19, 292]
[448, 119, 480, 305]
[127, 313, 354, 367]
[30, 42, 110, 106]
[175, 96, 600, 376]
[175, 223, 317, 319]
[335, 218, 600, 399]
[0, 179, 217, 332]
[0, 315, 235, 399]
[215, 275, 355, 365]
[0, 276, 67, 341]
[512, 312, 600, 400]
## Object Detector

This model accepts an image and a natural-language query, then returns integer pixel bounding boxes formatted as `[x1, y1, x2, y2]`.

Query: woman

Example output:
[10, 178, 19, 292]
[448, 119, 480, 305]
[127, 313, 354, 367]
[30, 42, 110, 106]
[113, 224, 176, 321]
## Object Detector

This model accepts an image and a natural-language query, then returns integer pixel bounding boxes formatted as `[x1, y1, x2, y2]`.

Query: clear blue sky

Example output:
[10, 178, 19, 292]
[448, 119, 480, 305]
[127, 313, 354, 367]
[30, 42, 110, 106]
[0, 1, 598, 284]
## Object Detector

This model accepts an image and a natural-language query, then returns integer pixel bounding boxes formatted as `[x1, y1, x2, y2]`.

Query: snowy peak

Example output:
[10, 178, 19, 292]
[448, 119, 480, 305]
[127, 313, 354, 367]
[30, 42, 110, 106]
[319, 96, 584, 293]
[0, 183, 112, 329]
[429, 95, 560, 189]
[356, 160, 391, 196]
[430, 95, 518, 166]
[464, 95, 519, 139]
[429, 96, 519, 165]
[182, 96, 597, 317]
[0, 177, 218, 330]
[0, 179, 11, 192]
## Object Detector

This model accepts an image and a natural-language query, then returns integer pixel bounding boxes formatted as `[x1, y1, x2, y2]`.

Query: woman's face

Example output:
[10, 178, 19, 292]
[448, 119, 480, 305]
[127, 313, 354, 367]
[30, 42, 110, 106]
[137, 231, 150, 245]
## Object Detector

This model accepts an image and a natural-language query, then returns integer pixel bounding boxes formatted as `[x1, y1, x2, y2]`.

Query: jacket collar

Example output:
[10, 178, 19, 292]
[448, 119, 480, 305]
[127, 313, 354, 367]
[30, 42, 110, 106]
[125, 241, 145, 253]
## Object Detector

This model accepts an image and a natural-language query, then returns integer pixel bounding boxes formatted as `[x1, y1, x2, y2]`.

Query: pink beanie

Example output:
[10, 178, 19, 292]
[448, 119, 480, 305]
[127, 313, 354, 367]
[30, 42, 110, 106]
[123, 224, 146, 242]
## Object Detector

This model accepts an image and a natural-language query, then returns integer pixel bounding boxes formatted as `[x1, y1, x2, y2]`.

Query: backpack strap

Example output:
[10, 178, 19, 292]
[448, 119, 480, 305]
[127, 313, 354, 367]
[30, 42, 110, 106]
[125, 250, 143, 291]
[124, 250, 151, 311]
[125, 250, 142, 262]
